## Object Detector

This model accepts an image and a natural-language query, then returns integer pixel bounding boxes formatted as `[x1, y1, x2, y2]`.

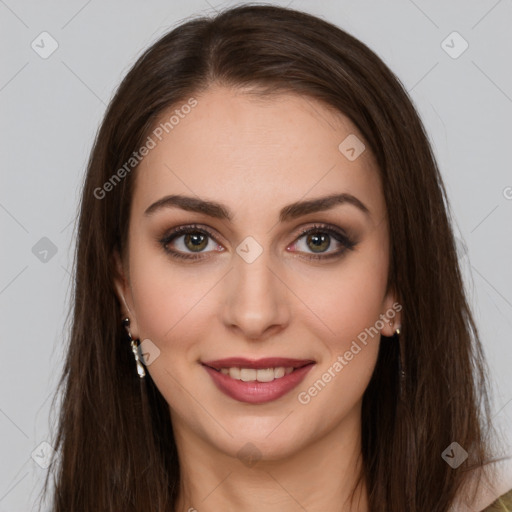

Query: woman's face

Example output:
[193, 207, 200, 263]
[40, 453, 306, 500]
[114, 85, 400, 461]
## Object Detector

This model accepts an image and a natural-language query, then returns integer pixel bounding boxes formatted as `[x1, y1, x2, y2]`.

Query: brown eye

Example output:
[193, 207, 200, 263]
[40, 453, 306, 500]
[182, 232, 208, 252]
[305, 232, 330, 253]
[289, 224, 357, 261]
[159, 224, 222, 261]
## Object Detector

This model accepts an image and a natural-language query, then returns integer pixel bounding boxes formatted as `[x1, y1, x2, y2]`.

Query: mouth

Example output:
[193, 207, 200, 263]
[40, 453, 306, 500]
[200, 357, 316, 383]
[201, 358, 316, 404]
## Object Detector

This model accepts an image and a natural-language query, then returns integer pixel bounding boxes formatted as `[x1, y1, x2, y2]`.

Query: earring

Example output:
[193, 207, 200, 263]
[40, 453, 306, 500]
[388, 319, 400, 335]
[122, 317, 146, 378]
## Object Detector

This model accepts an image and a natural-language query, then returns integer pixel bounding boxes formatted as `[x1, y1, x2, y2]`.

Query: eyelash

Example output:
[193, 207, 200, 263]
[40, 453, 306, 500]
[158, 223, 357, 262]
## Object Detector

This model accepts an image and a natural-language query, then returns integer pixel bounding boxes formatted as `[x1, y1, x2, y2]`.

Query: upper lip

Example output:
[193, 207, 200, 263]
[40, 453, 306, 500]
[201, 357, 316, 370]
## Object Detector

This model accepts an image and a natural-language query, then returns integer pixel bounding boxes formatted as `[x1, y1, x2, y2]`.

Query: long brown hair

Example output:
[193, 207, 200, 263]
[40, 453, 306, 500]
[39, 4, 503, 511]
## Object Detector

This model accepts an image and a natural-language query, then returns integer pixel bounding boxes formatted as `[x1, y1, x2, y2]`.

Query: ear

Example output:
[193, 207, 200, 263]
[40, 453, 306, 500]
[379, 285, 402, 337]
[112, 248, 139, 339]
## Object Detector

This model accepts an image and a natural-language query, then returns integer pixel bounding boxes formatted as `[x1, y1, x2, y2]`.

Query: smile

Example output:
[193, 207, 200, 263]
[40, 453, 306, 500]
[201, 359, 316, 404]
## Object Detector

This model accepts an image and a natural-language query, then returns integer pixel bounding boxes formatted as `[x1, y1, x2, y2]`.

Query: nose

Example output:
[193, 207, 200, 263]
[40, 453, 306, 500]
[220, 247, 290, 341]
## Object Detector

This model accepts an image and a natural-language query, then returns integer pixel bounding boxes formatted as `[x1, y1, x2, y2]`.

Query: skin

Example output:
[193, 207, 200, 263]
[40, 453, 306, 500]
[113, 85, 401, 512]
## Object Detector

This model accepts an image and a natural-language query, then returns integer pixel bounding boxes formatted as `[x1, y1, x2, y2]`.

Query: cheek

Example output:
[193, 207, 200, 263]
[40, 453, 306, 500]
[294, 236, 389, 347]
[127, 240, 210, 343]
[290, 237, 389, 413]
[294, 261, 387, 420]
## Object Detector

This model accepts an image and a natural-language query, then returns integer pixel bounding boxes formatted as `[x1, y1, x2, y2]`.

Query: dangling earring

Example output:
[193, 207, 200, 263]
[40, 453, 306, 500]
[123, 317, 146, 378]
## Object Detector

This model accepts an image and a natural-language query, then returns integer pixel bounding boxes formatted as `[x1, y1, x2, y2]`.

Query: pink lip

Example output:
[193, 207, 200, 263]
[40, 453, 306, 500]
[201, 362, 316, 404]
[201, 357, 316, 370]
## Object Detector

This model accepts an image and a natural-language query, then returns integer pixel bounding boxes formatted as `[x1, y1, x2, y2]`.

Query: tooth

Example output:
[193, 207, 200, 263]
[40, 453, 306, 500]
[228, 367, 241, 379]
[255, 368, 275, 382]
[240, 368, 257, 381]
[285, 367, 293, 375]
[274, 367, 285, 378]
[220, 368, 229, 375]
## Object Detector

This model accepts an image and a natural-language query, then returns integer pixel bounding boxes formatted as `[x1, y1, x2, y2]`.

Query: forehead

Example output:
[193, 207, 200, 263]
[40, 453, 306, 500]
[131, 85, 386, 225]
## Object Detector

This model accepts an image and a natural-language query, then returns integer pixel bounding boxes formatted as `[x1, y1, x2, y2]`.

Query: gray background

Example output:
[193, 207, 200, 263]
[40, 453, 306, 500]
[1, 1, 511, 510]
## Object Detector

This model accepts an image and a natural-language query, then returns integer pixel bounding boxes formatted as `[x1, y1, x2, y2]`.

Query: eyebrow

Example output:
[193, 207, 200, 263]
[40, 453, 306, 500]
[144, 192, 370, 222]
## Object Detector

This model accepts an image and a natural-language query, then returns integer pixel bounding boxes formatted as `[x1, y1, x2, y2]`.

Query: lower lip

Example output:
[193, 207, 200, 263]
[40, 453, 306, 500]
[202, 363, 315, 404]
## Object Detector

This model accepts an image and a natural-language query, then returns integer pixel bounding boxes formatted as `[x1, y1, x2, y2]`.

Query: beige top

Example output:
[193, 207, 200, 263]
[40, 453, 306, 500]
[482, 489, 512, 511]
